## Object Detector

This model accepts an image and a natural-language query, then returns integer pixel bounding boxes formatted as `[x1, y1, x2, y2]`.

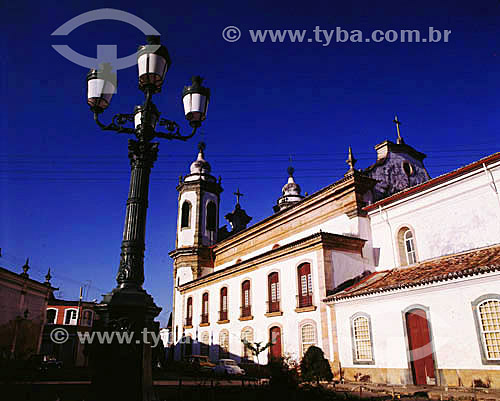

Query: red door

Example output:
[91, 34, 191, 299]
[269, 326, 282, 360]
[406, 309, 436, 385]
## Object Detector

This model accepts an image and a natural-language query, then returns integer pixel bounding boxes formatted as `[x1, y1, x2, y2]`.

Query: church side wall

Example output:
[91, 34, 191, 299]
[330, 250, 372, 290]
[213, 213, 353, 272]
[333, 272, 500, 388]
[369, 162, 500, 270]
[173, 250, 330, 365]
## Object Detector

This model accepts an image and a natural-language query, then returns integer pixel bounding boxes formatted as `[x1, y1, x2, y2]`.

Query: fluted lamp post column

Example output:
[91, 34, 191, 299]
[86, 35, 210, 401]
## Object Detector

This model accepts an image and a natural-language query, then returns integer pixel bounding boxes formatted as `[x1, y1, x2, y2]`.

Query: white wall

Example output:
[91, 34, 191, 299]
[334, 272, 500, 373]
[331, 250, 372, 289]
[177, 191, 197, 247]
[201, 192, 218, 246]
[214, 213, 355, 272]
[174, 250, 328, 364]
[369, 161, 500, 270]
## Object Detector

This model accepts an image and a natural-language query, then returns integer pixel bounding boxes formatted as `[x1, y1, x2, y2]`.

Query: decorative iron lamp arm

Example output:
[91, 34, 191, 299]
[93, 112, 135, 134]
[154, 119, 200, 141]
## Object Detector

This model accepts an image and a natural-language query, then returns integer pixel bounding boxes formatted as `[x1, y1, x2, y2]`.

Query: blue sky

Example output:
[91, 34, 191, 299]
[1, 0, 499, 326]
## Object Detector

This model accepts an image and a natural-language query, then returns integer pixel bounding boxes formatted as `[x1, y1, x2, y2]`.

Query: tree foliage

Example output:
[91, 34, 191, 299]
[241, 339, 272, 363]
[300, 346, 333, 383]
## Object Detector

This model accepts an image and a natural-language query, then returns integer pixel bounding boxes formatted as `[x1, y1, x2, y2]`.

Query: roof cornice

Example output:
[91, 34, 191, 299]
[212, 172, 376, 255]
[179, 231, 366, 292]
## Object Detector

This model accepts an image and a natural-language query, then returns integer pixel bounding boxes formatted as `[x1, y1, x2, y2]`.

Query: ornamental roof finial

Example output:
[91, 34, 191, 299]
[346, 146, 357, 171]
[21, 258, 30, 277]
[287, 155, 295, 177]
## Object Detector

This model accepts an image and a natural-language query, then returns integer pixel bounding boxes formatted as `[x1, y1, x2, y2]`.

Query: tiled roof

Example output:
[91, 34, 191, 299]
[325, 244, 500, 301]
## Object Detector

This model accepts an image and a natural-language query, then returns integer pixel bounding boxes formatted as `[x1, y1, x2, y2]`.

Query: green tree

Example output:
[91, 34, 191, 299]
[241, 339, 272, 382]
[241, 339, 272, 367]
[300, 346, 333, 384]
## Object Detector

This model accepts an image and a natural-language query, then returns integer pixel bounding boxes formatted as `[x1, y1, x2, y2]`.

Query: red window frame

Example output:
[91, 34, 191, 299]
[268, 272, 280, 313]
[297, 263, 313, 308]
[241, 280, 251, 317]
[201, 293, 209, 323]
[186, 297, 193, 326]
[220, 287, 228, 321]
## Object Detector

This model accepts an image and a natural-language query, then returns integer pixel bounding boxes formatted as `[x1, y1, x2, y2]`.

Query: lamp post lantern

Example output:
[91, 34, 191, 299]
[87, 35, 210, 401]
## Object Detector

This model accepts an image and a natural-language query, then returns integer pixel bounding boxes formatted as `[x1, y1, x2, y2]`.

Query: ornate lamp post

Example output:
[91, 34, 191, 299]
[86, 35, 210, 401]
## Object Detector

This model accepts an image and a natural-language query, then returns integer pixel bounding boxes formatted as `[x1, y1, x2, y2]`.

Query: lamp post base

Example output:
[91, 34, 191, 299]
[89, 287, 161, 401]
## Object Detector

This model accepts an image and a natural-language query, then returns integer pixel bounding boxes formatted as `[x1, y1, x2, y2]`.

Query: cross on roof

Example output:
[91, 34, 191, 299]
[393, 115, 404, 144]
[287, 154, 295, 176]
[234, 188, 244, 204]
[198, 141, 206, 152]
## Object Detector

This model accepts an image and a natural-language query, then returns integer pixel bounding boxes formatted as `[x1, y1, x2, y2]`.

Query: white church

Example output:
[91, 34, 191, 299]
[167, 123, 500, 389]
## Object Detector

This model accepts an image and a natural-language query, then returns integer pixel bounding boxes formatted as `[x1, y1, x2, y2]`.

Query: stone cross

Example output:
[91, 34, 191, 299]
[234, 188, 244, 204]
[393, 115, 404, 144]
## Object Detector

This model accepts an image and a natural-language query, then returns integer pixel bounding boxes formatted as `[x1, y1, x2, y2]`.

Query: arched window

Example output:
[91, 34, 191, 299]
[220, 287, 228, 321]
[200, 331, 210, 357]
[351, 314, 374, 363]
[184, 334, 193, 357]
[181, 201, 191, 229]
[268, 272, 280, 313]
[82, 310, 93, 326]
[269, 326, 282, 360]
[241, 280, 251, 317]
[206, 201, 216, 232]
[297, 263, 313, 308]
[300, 323, 317, 356]
[476, 298, 500, 361]
[46, 308, 57, 324]
[64, 309, 78, 325]
[201, 293, 209, 323]
[219, 330, 229, 359]
[186, 297, 193, 326]
[397, 227, 417, 266]
[241, 327, 254, 361]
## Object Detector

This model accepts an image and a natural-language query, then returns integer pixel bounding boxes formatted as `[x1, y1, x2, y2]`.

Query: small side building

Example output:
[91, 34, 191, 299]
[0, 261, 55, 359]
[41, 298, 97, 367]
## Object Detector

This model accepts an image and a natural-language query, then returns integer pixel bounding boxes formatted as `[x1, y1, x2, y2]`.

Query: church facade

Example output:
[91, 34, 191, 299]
[168, 131, 500, 388]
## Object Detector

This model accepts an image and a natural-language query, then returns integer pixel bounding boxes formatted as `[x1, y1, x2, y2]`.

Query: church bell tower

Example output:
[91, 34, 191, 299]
[169, 142, 223, 284]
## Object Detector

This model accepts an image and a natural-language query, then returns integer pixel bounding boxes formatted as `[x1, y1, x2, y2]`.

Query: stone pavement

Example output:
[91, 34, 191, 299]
[325, 382, 500, 400]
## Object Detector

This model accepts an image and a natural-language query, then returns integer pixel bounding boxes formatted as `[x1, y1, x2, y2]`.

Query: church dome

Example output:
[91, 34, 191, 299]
[274, 166, 304, 213]
[282, 167, 301, 195]
[189, 142, 211, 175]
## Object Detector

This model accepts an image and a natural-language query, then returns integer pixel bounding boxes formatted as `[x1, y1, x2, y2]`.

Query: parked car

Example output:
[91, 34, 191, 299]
[186, 355, 216, 371]
[26, 354, 63, 371]
[213, 359, 245, 376]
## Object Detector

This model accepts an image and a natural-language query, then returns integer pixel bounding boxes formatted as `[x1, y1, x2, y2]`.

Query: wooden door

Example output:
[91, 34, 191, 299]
[406, 309, 436, 385]
[269, 326, 282, 360]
